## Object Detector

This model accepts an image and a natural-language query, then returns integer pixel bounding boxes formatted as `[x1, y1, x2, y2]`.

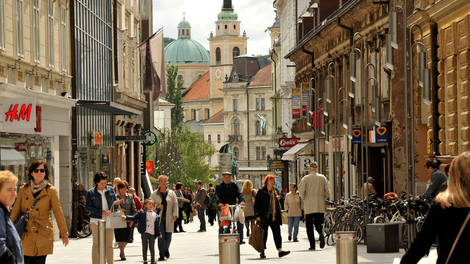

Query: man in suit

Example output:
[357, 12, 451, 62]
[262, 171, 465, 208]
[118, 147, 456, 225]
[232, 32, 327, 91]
[299, 161, 330, 250]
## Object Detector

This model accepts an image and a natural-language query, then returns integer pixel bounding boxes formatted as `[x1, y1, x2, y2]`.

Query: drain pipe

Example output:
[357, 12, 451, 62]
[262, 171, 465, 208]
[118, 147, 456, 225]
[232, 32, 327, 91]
[337, 17, 353, 47]
[301, 46, 315, 69]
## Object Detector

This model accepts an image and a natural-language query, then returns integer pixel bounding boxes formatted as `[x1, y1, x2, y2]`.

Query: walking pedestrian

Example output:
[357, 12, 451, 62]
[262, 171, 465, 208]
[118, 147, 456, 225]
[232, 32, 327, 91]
[207, 187, 217, 226]
[114, 181, 136, 260]
[415, 160, 447, 202]
[195, 181, 207, 232]
[254, 174, 290, 259]
[0, 170, 24, 264]
[284, 183, 303, 242]
[174, 182, 188, 232]
[401, 151, 470, 263]
[215, 172, 245, 243]
[362, 176, 377, 198]
[241, 180, 256, 238]
[121, 199, 162, 264]
[183, 187, 192, 224]
[149, 175, 178, 261]
[298, 161, 330, 250]
[85, 171, 122, 264]
[11, 161, 69, 264]
[128, 187, 142, 243]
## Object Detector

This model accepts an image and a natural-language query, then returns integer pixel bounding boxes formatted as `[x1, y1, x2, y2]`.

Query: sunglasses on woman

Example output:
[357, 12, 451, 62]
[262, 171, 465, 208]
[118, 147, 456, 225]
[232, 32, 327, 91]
[33, 169, 46, 173]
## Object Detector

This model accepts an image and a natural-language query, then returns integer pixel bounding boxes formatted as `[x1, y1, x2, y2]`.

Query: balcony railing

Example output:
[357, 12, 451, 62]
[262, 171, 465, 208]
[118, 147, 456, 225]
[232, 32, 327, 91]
[228, 135, 242, 141]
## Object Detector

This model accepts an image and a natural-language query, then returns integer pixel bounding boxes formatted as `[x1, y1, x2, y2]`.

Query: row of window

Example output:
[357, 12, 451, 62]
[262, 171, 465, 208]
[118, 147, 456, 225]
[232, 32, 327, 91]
[231, 119, 266, 136]
[0, 0, 67, 71]
[215, 46, 240, 64]
[207, 133, 222, 144]
[232, 98, 266, 111]
[190, 108, 211, 120]
[230, 146, 266, 161]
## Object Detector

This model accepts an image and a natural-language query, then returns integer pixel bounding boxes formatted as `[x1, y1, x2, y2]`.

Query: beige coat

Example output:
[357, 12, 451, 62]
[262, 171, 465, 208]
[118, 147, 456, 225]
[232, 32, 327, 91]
[11, 182, 69, 257]
[194, 188, 207, 209]
[284, 192, 303, 217]
[243, 189, 256, 217]
[299, 172, 330, 214]
[150, 189, 178, 233]
[362, 182, 377, 198]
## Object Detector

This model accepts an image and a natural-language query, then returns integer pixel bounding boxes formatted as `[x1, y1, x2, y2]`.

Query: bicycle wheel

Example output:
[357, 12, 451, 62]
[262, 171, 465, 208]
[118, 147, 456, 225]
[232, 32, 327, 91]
[374, 216, 387, 223]
[77, 220, 92, 238]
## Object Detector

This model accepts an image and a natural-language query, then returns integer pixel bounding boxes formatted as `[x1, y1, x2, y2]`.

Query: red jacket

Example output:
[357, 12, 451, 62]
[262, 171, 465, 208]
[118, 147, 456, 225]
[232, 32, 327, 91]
[133, 193, 142, 211]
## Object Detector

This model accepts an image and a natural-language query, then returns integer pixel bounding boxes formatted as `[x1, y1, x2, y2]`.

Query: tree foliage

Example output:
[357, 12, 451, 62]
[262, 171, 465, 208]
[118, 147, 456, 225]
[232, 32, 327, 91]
[257, 54, 270, 68]
[165, 65, 185, 132]
[146, 126, 217, 190]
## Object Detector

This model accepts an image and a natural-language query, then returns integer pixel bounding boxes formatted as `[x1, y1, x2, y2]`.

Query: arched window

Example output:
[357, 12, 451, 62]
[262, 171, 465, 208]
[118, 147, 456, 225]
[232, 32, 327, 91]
[233, 147, 239, 160]
[262, 125, 266, 135]
[234, 25, 236, 29]
[197, 74, 202, 79]
[234, 119, 240, 135]
[216, 47, 221, 64]
[191, 109, 196, 120]
[233, 47, 240, 59]
[177, 75, 184, 82]
[255, 120, 261, 135]
[224, 24, 227, 29]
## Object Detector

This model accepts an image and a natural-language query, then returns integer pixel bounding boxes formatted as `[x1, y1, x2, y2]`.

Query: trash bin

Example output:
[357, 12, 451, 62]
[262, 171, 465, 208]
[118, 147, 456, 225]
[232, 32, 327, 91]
[336, 231, 358, 264]
[218, 234, 240, 264]
[366, 223, 399, 253]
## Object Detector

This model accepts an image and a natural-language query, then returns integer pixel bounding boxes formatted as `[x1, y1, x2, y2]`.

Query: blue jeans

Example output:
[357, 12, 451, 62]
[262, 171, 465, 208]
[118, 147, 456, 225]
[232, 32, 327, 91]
[217, 211, 244, 242]
[158, 217, 172, 258]
[287, 216, 300, 240]
[197, 208, 206, 231]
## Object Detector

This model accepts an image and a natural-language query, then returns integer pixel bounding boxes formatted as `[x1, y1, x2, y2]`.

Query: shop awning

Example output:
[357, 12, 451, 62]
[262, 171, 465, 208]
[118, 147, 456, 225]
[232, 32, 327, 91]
[76, 100, 142, 116]
[281, 142, 310, 161]
[1, 148, 26, 166]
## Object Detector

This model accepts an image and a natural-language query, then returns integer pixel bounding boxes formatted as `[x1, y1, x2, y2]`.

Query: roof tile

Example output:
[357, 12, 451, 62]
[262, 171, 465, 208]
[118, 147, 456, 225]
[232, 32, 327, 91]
[249, 64, 272, 87]
[182, 71, 210, 100]
[203, 108, 224, 124]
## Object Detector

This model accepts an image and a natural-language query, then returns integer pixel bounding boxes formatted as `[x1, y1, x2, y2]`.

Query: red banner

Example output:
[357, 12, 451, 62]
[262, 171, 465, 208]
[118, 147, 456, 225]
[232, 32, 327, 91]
[279, 138, 300, 148]
[146, 160, 153, 174]
[15, 142, 27, 151]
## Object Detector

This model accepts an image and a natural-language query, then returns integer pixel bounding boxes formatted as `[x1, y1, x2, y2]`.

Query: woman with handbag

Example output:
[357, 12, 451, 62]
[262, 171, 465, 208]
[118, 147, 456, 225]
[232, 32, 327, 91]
[85, 171, 122, 264]
[174, 182, 188, 232]
[149, 175, 178, 261]
[284, 183, 303, 242]
[114, 181, 136, 260]
[0, 171, 24, 264]
[242, 180, 256, 238]
[254, 174, 290, 259]
[401, 152, 470, 264]
[183, 187, 192, 224]
[11, 161, 69, 264]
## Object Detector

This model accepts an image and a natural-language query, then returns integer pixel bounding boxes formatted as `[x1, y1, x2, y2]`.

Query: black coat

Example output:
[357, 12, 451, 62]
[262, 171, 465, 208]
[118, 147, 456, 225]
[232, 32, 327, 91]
[125, 209, 161, 238]
[215, 181, 244, 205]
[254, 186, 282, 226]
[401, 205, 470, 264]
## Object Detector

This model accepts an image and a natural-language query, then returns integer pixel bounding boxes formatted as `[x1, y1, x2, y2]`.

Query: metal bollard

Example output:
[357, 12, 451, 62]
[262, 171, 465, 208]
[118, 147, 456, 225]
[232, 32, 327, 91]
[98, 220, 106, 264]
[218, 234, 240, 264]
[336, 231, 358, 264]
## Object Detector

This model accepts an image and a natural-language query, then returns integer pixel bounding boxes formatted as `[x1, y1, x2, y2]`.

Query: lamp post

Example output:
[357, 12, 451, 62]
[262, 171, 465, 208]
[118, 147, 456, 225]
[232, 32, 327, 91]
[340, 92, 352, 197]
[325, 62, 336, 199]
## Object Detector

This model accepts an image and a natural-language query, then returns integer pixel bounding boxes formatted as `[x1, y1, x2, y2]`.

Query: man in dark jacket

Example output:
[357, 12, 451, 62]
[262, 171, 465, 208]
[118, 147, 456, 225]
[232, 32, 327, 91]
[415, 160, 447, 202]
[215, 172, 246, 243]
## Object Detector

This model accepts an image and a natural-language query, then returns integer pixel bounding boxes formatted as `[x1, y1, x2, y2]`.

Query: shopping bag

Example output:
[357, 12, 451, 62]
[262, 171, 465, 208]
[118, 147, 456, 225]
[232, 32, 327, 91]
[281, 210, 288, 224]
[219, 204, 231, 221]
[233, 206, 239, 222]
[106, 205, 127, 229]
[182, 211, 187, 220]
[249, 220, 265, 253]
[238, 207, 245, 224]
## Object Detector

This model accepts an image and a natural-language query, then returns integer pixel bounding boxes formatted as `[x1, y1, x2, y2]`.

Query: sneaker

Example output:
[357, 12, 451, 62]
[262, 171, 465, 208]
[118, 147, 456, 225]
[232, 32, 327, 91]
[288, 236, 292, 241]
[260, 253, 266, 259]
[278, 251, 290, 258]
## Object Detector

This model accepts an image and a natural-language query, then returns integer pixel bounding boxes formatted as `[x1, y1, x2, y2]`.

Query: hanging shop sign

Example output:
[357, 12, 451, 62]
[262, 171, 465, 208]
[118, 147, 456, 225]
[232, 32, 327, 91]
[369, 125, 388, 143]
[302, 83, 309, 114]
[15, 143, 28, 151]
[91, 130, 104, 146]
[146, 160, 154, 174]
[268, 160, 287, 171]
[311, 105, 323, 129]
[292, 88, 301, 118]
[2, 98, 36, 129]
[351, 128, 362, 144]
[300, 156, 315, 172]
[279, 138, 300, 148]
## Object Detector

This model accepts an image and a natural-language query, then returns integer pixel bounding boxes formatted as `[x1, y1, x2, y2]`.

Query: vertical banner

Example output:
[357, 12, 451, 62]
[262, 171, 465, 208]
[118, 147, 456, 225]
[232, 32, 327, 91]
[292, 88, 301, 118]
[302, 83, 309, 115]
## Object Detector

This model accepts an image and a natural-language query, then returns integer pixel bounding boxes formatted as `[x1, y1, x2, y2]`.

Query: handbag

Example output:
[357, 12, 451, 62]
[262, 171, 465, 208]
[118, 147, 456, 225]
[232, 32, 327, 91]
[106, 205, 127, 229]
[14, 198, 40, 237]
[249, 220, 265, 253]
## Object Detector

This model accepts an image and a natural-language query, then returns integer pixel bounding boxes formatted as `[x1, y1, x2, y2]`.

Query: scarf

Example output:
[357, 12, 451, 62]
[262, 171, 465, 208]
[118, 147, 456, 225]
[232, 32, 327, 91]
[30, 179, 48, 194]
[269, 188, 277, 221]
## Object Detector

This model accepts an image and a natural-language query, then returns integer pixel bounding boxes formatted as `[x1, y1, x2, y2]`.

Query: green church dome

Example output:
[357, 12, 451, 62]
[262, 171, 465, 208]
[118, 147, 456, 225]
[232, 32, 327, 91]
[178, 20, 191, 28]
[217, 10, 238, 22]
[165, 39, 210, 65]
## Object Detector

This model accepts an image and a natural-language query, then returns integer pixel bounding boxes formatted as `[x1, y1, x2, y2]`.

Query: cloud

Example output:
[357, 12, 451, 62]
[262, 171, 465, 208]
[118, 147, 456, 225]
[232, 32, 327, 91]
[152, 0, 275, 56]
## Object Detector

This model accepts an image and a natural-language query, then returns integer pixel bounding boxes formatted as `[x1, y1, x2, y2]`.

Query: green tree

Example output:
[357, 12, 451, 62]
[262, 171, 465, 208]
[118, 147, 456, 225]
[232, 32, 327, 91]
[257, 54, 270, 68]
[146, 126, 217, 190]
[166, 65, 185, 132]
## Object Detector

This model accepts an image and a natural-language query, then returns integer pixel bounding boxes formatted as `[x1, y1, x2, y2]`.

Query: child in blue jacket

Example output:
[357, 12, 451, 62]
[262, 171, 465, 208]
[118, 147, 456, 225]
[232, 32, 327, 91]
[122, 199, 161, 264]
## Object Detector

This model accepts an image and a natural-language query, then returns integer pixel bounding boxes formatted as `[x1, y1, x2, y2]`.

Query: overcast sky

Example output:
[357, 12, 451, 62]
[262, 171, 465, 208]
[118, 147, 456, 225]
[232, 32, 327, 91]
[153, 0, 276, 56]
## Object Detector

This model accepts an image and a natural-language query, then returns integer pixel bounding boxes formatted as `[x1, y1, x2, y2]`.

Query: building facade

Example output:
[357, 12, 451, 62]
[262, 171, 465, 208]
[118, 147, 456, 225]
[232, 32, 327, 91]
[0, 0, 75, 239]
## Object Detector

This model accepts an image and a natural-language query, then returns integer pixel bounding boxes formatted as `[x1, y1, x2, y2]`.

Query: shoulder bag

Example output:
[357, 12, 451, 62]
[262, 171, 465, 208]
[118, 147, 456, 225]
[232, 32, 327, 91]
[106, 204, 127, 229]
[14, 198, 40, 237]
[276, 190, 288, 225]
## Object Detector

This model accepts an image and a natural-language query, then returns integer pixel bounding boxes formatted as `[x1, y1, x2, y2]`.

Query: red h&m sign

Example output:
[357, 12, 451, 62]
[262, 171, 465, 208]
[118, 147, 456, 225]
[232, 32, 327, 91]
[311, 105, 323, 129]
[279, 138, 300, 148]
[2, 98, 36, 129]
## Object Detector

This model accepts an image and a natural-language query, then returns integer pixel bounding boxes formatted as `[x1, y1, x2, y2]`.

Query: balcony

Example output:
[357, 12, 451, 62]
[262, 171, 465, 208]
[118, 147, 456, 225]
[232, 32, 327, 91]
[228, 135, 243, 142]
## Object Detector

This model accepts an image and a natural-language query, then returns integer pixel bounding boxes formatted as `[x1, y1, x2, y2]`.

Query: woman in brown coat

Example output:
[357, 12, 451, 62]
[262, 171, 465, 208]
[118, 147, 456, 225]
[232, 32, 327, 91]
[11, 160, 69, 264]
